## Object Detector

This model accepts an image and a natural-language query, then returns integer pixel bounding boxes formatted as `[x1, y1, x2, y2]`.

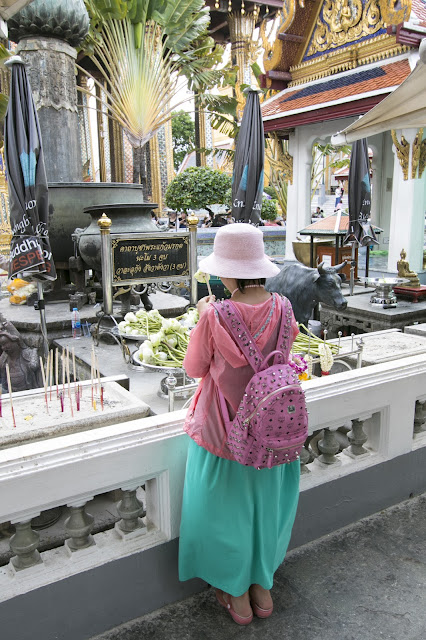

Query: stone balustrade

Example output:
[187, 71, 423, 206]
[0, 353, 425, 605]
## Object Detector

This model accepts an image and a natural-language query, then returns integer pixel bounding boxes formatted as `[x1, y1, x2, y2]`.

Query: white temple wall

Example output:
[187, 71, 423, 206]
[388, 128, 426, 273]
[286, 117, 364, 261]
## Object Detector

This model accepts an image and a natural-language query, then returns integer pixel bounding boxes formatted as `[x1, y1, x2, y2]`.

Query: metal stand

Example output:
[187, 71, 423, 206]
[35, 281, 49, 358]
[349, 242, 356, 296]
[92, 213, 131, 362]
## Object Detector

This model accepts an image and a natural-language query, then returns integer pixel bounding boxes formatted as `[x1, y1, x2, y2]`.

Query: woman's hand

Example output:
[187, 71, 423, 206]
[197, 295, 216, 316]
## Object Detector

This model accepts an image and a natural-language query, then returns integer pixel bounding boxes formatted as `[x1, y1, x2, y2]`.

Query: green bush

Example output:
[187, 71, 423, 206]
[165, 167, 232, 212]
[261, 197, 278, 221]
[263, 185, 276, 198]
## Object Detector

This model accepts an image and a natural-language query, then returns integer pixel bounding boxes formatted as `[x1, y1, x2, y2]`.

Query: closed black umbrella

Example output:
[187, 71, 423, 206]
[345, 138, 378, 247]
[231, 89, 264, 225]
[4, 56, 56, 354]
[345, 138, 378, 294]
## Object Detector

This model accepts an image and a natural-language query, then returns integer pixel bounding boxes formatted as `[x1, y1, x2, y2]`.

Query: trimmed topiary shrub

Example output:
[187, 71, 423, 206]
[165, 167, 232, 212]
[261, 197, 278, 221]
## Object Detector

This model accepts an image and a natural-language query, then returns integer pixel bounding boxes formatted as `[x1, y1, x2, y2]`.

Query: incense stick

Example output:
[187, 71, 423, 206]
[39, 356, 49, 414]
[5, 364, 16, 428]
[72, 347, 76, 388]
[62, 348, 65, 391]
[66, 348, 73, 417]
[49, 351, 53, 400]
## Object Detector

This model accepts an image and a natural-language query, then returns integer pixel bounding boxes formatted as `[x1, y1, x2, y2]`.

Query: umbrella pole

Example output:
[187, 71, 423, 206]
[350, 242, 356, 296]
[37, 281, 49, 358]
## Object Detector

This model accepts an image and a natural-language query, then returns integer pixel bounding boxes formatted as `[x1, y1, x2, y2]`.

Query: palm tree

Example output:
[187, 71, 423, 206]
[81, 0, 234, 151]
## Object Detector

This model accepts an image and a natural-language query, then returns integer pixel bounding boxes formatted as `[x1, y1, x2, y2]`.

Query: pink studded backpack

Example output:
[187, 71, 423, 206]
[212, 297, 308, 469]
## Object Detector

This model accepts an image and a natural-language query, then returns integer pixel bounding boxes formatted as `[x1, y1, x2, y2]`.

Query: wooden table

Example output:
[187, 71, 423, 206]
[320, 292, 426, 338]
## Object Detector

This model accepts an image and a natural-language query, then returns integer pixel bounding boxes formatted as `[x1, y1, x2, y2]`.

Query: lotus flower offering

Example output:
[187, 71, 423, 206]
[194, 269, 212, 296]
[131, 308, 199, 369]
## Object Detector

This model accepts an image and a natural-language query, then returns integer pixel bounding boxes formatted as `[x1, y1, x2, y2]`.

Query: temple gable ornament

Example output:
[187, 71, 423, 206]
[305, 1, 384, 59]
[391, 128, 426, 181]
[260, 0, 413, 87]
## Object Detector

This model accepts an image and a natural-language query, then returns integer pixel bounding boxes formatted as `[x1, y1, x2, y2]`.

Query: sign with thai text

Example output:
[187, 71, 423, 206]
[111, 232, 190, 285]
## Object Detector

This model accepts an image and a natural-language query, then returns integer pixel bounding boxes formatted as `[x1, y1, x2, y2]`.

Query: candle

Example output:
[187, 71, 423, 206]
[72, 347, 76, 386]
[5, 364, 16, 428]
[55, 347, 59, 396]
[96, 355, 101, 394]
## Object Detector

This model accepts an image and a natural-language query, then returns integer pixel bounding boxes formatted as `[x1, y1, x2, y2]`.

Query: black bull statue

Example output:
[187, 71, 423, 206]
[266, 262, 348, 326]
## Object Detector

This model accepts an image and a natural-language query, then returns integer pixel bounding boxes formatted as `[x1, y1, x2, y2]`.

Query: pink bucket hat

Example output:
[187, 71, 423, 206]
[198, 223, 280, 279]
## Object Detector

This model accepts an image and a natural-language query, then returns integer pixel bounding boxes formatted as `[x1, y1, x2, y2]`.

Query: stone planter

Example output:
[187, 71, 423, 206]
[48, 183, 146, 264]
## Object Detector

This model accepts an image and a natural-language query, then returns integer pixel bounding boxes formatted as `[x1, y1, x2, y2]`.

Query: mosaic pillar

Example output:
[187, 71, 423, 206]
[149, 120, 174, 213]
[8, 0, 89, 183]
[227, 10, 256, 117]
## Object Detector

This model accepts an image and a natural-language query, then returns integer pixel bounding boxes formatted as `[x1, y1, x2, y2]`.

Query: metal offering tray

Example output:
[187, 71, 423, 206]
[359, 277, 410, 307]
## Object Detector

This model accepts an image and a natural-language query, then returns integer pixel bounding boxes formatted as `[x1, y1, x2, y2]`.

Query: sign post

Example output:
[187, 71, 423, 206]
[98, 213, 113, 316]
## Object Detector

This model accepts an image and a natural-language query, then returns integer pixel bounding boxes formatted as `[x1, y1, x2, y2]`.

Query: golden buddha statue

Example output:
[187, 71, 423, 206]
[397, 249, 420, 288]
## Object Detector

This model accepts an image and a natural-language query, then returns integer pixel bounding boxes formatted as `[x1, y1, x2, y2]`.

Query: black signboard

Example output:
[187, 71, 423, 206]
[111, 232, 190, 286]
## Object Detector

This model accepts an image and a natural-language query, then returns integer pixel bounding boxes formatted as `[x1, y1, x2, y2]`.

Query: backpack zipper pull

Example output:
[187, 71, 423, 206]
[267, 448, 274, 469]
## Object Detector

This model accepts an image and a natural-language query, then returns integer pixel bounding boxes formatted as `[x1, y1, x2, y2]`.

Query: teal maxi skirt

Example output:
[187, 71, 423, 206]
[179, 437, 301, 597]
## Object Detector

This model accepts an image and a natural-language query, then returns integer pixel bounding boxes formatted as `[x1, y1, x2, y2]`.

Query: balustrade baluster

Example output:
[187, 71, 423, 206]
[348, 418, 368, 455]
[65, 500, 95, 552]
[413, 400, 426, 435]
[116, 487, 146, 535]
[317, 428, 340, 465]
[10, 519, 42, 571]
[299, 444, 311, 474]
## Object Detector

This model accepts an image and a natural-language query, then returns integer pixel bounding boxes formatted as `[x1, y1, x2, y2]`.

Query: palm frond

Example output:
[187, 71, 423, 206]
[155, 0, 210, 52]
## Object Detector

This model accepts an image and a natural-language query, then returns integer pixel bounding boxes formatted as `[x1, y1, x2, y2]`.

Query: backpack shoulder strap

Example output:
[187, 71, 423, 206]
[212, 293, 293, 372]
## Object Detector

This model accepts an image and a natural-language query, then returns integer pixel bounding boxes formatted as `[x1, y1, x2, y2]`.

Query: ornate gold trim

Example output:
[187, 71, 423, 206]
[289, 34, 407, 85]
[262, 1, 306, 73]
[266, 133, 294, 185]
[391, 129, 409, 181]
[164, 118, 175, 180]
[379, 0, 412, 26]
[418, 139, 426, 180]
[411, 128, 423, 179]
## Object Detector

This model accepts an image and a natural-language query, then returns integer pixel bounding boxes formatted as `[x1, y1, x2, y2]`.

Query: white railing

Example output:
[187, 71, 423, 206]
[0, 353, 425, 602]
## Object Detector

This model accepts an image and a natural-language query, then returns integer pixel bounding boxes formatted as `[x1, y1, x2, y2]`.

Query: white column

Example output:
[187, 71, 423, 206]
[388, 128, 426, 273]
[285, 129, 314, 260]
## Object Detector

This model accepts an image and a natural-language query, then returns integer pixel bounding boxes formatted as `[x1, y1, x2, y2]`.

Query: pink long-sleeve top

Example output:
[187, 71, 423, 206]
[183, 292, 299, 460]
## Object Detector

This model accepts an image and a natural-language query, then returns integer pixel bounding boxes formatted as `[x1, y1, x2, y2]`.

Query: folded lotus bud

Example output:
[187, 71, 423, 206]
[194, 269, 210, 284]
[194, 269, 212, 296]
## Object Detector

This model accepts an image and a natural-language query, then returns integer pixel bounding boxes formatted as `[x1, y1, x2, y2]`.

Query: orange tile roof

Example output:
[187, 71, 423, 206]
[299, 213, 350, 236]
[299, 213, 382, 236]
[411, 0, 426, 28]
[262, 59, 411, 120]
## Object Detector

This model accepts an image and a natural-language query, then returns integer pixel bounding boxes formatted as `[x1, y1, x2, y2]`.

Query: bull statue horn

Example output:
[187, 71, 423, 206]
[332, 262, 347, 273]
[317, 261, 346, 274]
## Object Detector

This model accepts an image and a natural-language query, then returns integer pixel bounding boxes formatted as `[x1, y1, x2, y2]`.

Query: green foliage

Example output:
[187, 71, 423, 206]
[165, 167, 232, 212]
[263, 185, 276, 198]
[261, 198, 278, 221]
[81, 0, 235, 149]
[171, 110, 195, 172]
[311, 142, 351, 202]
